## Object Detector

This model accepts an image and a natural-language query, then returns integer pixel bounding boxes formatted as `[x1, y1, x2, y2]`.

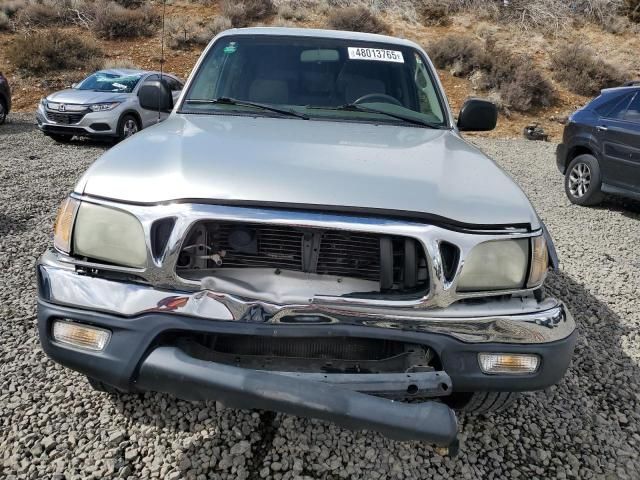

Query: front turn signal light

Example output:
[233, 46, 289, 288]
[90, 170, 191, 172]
[527, 235, 549, 288]
[52, 320, 111, 351]
[53, 196, 80, 254]
[478, 353, 540, 374]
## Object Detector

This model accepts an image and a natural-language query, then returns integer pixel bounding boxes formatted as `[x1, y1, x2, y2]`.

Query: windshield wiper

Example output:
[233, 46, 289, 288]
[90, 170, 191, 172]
[309, 103, 442, 128]
[184, 97, 309, 120]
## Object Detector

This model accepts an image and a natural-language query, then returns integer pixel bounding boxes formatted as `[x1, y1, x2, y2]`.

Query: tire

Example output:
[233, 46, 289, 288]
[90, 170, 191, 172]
[117, 114, 140, 141]
[445, 391, 519, 415]
[86, 376, 122, 394]
[564, 154, 604, 206]
[45, 133, 73, 143]
[0, 99, 6, 125]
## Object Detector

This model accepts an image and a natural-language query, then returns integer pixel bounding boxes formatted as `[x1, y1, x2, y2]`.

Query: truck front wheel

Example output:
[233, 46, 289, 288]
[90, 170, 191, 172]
[445, 391, 519, 414]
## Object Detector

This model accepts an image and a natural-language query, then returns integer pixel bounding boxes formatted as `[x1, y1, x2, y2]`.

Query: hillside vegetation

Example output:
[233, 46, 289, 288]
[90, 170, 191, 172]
[1, 0, 639, 139]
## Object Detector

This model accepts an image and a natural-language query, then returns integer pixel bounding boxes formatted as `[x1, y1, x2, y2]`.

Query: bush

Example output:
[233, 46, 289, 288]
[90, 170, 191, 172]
[278, 3, 311, 21]
[102, 58, 139, 69]
[627, 0, 640, 21]
[428, 36, 488, 77]
[327, 6, 390, 34]
[0, 11, 10, 30]
[8, 28, 103, 74]
[92, 1, 159, 39]
[113, 0, 144, 7]
[166, 15, 231, 49]
[429, 35, 555, 111]
[15, 2, 67, 27]
[220, 0, 275, 27]
[416, 0, 451, 26]
[550, 44, 627, 95]
[1, 0, 28, 18]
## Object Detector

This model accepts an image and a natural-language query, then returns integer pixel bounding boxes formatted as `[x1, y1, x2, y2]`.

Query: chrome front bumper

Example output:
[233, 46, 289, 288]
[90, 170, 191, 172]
[38, 249, 575, 345]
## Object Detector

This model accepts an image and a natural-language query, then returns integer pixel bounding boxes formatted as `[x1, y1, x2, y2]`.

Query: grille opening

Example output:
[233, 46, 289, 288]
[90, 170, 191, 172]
[162, 332, 439, 376]
[439, 241, 460, 282]
[176, 221, 429, 296]
[150, 218, 176, 260]
[45, 111, 87, 124]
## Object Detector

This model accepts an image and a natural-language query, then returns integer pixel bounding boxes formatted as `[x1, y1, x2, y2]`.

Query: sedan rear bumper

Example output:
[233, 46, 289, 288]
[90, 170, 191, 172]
[139, 346, 458, 445]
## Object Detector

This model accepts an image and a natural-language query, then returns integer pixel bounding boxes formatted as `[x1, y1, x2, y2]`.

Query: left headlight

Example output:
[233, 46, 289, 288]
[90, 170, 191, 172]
[53, 197, 80, 253]
[73, 202, 147, 268]
[90, 102, 120, 112]
[458, 239, 529, 292]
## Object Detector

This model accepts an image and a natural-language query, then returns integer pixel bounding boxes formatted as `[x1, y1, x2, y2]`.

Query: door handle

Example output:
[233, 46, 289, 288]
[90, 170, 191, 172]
[596, 125, 608, 132]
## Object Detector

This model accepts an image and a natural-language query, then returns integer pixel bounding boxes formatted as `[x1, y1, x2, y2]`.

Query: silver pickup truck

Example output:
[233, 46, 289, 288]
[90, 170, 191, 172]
[37, 28, 576, 451]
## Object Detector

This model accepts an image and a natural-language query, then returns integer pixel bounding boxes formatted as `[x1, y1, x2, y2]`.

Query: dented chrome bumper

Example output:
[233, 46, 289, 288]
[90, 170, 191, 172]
[37, 249, 575, 345]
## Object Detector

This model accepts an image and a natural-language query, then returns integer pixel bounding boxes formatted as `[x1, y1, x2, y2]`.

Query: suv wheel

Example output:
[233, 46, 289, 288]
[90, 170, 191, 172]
[445, 391, 519, 414]
[118, 114, 140, 141]
[0, 99, 6, 124]
[564, 154, 603, 206]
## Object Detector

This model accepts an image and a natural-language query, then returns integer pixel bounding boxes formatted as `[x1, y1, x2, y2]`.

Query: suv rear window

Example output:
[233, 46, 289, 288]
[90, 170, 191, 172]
[594, 92, 633, 119]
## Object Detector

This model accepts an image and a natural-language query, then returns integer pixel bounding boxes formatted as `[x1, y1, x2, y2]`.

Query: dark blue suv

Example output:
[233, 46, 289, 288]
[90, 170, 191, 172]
[557, 82, 640, 206]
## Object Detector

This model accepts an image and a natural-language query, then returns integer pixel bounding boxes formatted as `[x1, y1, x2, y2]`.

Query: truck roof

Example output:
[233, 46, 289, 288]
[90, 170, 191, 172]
[217, 27, 422, 51]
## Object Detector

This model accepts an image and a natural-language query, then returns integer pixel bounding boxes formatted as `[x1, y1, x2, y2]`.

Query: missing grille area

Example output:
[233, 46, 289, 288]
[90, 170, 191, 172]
[176, 221, 429, 296]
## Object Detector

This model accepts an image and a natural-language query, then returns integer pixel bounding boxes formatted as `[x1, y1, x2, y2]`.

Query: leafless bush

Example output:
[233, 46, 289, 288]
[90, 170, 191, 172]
[626, 0, 640, 21]
[92, 1, 160, 39]
[429, 35, 555, 111]
[113, 0, 144, 8]
[102, 58, 139, 69]
[416, 0, 451, 26]
[0, 11, 12, 30]
[428, 36, 488, 76]
[166, 15, 231, 49]
[15, 1, 67, 27]
[8, 28, 103, 74]
[220, 0, 275, 27]
[327, 6, 390, 33]
[277, 3, 311, 21]
[1, 0, 29, 18]
[550, 43, 627, 95]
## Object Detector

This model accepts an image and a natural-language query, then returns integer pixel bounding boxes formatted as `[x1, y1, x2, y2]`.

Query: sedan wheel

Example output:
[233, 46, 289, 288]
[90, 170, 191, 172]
[568, 162, 591, 198]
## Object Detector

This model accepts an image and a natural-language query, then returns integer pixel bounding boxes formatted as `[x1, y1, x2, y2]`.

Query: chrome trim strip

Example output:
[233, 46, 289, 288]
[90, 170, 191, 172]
[38, 251, 575, 344]
[66, 195, 542, 309]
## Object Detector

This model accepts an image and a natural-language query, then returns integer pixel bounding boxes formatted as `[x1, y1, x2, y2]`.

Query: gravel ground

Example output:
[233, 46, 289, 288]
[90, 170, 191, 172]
[1, 113, 639, 480]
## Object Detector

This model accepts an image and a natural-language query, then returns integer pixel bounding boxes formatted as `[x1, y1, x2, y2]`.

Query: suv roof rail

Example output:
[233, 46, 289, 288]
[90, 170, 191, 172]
[623, 80, 640, 87]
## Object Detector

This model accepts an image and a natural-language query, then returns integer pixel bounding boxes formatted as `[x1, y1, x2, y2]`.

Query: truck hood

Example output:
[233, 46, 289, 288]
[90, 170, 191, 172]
[77, 114, 540, 229]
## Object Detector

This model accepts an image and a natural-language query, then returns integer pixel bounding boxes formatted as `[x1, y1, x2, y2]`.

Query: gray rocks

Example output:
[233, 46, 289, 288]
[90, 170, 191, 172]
[0, 115, 639, 479]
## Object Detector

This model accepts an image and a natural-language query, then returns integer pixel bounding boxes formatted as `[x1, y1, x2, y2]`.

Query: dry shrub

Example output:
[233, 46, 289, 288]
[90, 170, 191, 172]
[166, 15, 231, 49]
[92, 0, 159, 39]
[0, 11, 10, 30]
[1, 0, 29, 17]
[220, 0, 275, 27]
[278, 3, 310, 21]
[8, 28, 103, 74]
[327, 6, 390, 34]
[15, 1, 67, 27]
[627, 0, 640, 21]
[429, 36, 488, 77]
[416, 0, 451, 26]
[113, 0, 144, 7]
[102, 58, 139, 69]
[429, 35, 555, 112]
[550, 44, 627, 95]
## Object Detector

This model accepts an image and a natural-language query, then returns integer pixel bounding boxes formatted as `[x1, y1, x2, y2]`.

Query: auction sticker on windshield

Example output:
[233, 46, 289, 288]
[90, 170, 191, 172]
[348, 47, 404, 63]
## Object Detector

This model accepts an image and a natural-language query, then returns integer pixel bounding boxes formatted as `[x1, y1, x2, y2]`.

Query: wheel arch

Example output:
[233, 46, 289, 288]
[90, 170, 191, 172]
[118, 109, 142, 130]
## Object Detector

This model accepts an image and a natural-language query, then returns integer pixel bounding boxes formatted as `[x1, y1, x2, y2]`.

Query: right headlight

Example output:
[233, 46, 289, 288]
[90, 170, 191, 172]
[73, 202, 147, 268]
[457, 236, 549, 292]
[457, 239, 529, 292]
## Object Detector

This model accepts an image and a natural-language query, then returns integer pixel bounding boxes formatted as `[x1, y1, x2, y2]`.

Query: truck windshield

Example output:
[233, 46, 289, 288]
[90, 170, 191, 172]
[181, 35, 448, 128]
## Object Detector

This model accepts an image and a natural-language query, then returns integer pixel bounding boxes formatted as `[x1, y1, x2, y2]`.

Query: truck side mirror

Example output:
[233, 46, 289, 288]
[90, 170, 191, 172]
[457, 98, 498, 132]
[138, 80, 173, 113]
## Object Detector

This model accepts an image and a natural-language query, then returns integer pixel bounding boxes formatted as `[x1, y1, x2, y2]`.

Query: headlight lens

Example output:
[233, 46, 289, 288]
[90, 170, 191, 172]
[527, 235, 549, 288]
[458, 239, 529, 292]
[90, 102, 120, 112]
[73, 202, 147, 268]
[53, 197, 80, 253]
